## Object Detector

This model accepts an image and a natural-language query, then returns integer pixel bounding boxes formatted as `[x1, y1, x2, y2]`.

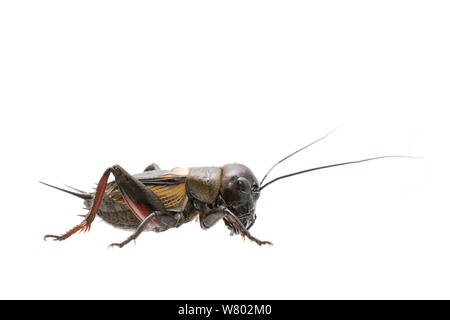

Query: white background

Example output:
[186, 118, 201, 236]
[0, 1, 448, 299]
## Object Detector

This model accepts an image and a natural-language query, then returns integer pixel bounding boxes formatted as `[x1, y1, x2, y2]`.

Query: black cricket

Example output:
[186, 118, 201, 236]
[41, 130, 412, 248]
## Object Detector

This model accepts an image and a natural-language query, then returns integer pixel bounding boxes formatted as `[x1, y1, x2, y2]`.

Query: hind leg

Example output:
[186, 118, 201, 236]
[44, 164, 166, 242]
[44, 167, 112, 241]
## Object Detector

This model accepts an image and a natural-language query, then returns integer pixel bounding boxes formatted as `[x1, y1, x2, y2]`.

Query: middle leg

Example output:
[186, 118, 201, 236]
[109, 211, 178, 248]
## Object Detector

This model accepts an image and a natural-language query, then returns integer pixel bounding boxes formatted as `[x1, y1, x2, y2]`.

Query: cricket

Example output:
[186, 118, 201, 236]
[41, 130, 414, 248]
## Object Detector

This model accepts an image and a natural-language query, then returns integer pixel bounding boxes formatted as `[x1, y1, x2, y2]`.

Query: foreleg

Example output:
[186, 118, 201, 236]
[199, 205, 272, 246]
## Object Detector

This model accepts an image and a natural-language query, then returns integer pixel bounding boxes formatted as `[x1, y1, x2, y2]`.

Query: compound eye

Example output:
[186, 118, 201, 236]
[236, 177, 251, 192]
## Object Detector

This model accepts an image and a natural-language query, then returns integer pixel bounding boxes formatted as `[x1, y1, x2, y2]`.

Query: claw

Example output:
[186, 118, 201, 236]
[241, 230, 273, 246]
[43, 217, 93, 242]
[244, 233, 273, 246]
[44, 234, 64, 241]
[224, 209, 273, 246]
[257, 240, 273, 246]
[108, 242, 123, 249]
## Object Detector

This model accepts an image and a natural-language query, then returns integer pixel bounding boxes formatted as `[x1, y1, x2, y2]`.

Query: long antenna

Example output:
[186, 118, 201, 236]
[258, 155, 419, 191]
[259, 126, 340, 185]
